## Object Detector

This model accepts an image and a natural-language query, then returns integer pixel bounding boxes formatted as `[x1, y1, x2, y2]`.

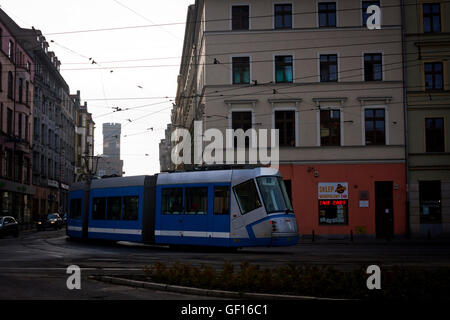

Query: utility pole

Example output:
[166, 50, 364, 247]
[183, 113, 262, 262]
[80, 154, 100, 240]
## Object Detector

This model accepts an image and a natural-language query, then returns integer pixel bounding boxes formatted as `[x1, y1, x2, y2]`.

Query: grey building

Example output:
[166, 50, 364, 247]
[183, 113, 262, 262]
[97, 123, 123, 177]
[16, 28, 76, 216]
[72, 92, 95, 182]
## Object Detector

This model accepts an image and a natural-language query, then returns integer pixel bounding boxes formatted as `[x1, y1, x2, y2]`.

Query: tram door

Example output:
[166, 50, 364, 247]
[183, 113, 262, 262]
[209, 185, 231, 246]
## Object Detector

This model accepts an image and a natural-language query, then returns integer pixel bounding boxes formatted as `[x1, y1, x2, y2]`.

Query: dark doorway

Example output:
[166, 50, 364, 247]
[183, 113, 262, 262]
[375, 181, 394, 239]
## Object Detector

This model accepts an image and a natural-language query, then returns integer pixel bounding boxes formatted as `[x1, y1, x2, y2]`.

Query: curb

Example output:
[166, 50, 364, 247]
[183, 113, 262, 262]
[90, 275, 347, 300]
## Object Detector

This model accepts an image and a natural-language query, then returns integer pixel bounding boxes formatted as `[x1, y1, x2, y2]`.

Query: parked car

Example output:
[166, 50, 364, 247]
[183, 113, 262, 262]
[36, 213, 63, 231]
[0, 216, 19, 238]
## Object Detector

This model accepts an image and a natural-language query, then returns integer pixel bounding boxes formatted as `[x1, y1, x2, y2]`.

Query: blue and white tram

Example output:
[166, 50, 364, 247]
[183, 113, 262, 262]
[67, 167, 298, 247]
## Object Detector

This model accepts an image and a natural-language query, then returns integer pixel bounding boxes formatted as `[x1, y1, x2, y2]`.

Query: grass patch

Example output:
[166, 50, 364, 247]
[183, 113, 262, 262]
[143, 261, 450, 300]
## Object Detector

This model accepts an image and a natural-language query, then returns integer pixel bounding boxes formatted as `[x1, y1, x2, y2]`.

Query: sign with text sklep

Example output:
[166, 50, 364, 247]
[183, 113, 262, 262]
[318, 183, 349, 225]
[318, 182, 348, 200]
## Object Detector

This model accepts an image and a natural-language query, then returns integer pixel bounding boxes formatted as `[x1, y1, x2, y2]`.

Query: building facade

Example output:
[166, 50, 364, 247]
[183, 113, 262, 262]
[15, 29, 76, 217]
[404, 0, 450, 236]
[97, 123, 123, 177]
[0, 10, 35, 224]
[169, 0, 407, 238]
[73, 97, 95, 181]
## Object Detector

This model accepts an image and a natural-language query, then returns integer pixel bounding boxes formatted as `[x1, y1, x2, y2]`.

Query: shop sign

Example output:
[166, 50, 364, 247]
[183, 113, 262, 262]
[318, 182, 349, 225]
[318, 182, 348, 199]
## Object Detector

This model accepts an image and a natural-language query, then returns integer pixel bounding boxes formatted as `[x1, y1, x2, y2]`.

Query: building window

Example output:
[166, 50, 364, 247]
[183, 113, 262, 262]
[7, 71, 13, 98]
[24, 157, 30, 184]
[8, 40, 14, 61]
[319, 199, 348, 225]
[232, 57, 250, 84]
[25, 116, 29, 142]
[425, 62, 443, 90]
[275, 110, 296, 146]
[425, 117, 445, 152]
[232, 111, 252, 148]
[364, 53, 382, 81]
[365, 108, 385, 145]
[3, 149, 12, 178]
[274, 4, 292, 29]
[419, 181, 441, 223]
[320, 54, 338, 82]
[18, 113, 22, 139]
[214, 186, 230, 215]
[0, 63, 2, 91]
[232, 5, 249, 30]
[26, 81, 29, 105]
[18, 78, 23, 103]
[318, 2, 336, 27]
[41, 155, 46, 177]
[362, 1, 380, 27]
[423, 3, 441, 33]
[275, 55, 293, 83]
[6, 108, 13, 135]
[320, 109, 341, 146]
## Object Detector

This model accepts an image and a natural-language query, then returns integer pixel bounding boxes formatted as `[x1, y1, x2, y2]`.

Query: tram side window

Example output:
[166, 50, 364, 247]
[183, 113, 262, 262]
[233, 179, 262, 214]
[107, 197, 122, 220]
[69, 198, 82, 219]
[162, 188, 183, 214]
[185, 187, 208, 215]
[92, 197, 106, 220]
[214, 186, 230, 215]
[122, 196, 139, 220]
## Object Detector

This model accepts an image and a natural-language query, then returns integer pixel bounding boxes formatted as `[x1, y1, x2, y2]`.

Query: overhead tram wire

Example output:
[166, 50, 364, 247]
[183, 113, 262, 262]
[0, 53, 444, 105]
[59, 32, 414, 65]
[111, 0, 182, 41]
[37, 0, 450, 37]
[96, 56, 442, 142]
[57, 37, 450, 72]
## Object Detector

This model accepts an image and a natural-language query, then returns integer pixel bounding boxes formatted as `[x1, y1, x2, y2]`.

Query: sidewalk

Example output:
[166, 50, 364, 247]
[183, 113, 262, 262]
[299, 234, 450, 245]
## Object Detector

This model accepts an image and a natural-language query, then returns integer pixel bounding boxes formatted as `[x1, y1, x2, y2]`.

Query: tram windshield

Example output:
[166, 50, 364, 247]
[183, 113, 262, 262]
[256, 176, 293, 214]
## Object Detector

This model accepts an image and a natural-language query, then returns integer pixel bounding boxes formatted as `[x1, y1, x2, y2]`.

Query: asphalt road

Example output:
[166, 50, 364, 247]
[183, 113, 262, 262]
[1, 228, 450, 300]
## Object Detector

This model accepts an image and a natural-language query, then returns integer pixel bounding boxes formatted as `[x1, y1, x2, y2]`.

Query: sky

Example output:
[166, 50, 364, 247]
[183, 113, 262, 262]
[0, 0, 195, 176]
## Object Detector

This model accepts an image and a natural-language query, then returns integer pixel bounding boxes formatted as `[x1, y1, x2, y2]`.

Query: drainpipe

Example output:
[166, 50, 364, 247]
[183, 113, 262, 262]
[400, 0, 410, 238]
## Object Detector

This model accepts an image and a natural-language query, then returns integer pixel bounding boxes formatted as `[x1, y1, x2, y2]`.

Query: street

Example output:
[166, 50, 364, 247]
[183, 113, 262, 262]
[1, 229, 450, 299]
